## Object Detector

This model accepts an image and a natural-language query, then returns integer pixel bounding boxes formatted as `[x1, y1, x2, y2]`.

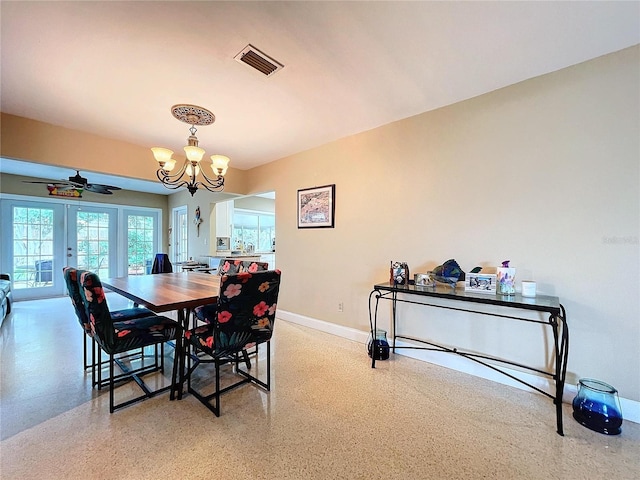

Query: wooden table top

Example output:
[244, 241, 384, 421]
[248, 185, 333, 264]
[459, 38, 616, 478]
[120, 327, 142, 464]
[103, 272, 221, 313]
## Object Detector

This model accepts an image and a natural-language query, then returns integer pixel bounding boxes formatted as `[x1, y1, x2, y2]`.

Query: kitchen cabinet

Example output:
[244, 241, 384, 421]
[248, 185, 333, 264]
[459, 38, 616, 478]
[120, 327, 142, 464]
[215, 201, 234, 238]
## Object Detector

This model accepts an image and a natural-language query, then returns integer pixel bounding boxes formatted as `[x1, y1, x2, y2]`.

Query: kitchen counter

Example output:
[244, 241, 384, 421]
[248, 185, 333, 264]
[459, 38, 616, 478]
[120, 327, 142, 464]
[208, 254, 262, 258]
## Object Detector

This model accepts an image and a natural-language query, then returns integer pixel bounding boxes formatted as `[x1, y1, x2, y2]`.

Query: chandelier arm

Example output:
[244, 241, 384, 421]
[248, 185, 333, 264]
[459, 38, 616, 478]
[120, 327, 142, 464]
[199, 180, 225, 193]
[198, 165, 225, 185]
[157, 168, 193, 191]
[157, 160, 190, 183]
[157, 179, 190, 191]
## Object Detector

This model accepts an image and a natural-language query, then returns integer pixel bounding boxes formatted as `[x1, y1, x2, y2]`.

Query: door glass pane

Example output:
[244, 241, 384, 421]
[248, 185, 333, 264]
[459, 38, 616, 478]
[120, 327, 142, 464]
[127, 214, 155, 275]
[76, 211, 110, 278]
[11, 206, 55, 289]
[174, 208, 188, 263]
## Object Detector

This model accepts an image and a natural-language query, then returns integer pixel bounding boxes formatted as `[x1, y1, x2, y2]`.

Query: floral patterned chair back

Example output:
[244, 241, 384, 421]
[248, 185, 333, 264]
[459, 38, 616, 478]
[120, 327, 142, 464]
[190, 269, 281, 358]
[217, 259, 269, 275]
[63, 267, 92, 334]
[78, 271, 178, 355]
[78, 271, 118, 352]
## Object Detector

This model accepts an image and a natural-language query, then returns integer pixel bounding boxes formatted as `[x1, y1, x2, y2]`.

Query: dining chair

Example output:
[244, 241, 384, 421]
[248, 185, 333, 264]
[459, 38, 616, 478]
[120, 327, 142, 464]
[183, 269, 281, 416]
[77, 270, 182, 412]
[151, 253, 173, 273]
[217, 259, 269, 275]
[63, 267, 157, 386]
[193, 260, 269, 325]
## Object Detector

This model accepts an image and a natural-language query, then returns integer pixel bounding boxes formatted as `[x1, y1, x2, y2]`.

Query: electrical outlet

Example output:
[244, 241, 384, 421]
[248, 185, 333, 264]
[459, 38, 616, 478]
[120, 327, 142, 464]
[338, 302, 344, 312]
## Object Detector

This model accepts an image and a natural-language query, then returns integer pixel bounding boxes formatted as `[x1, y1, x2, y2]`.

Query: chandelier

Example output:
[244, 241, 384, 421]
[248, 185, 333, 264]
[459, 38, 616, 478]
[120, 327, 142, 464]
[151, 104, 230, 196]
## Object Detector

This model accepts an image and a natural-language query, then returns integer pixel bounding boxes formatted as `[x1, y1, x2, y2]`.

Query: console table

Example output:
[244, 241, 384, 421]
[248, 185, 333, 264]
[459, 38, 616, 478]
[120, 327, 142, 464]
[368, 282, 569, 435]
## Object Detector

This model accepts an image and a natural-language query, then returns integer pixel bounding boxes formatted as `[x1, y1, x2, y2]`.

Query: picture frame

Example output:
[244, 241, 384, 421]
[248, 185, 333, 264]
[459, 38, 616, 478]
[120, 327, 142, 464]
[390, 261, 409, 286]
[464, 272, 497, 294]
[297, 184, 335, 228]
[414, 272, 436, 288]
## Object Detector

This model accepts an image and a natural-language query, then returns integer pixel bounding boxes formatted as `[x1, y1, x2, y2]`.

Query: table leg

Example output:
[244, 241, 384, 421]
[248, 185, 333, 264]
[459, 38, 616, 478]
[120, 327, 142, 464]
[170, 307, 191, 400]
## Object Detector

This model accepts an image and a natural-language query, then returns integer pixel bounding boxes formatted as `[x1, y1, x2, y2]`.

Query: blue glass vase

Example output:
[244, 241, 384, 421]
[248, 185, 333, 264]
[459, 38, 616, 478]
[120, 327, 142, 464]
[367, 329, 389, 360]
[572, 378, 623, 435]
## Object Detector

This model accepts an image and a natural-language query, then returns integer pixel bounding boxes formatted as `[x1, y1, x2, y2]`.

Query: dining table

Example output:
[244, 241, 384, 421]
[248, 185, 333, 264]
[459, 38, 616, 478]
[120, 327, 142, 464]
[102, 271, 221, 399]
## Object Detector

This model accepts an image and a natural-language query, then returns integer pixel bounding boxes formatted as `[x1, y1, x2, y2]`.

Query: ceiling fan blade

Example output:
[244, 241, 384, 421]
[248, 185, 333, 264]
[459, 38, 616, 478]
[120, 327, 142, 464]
[85, 183, 119, 194]
[23, 170, 121, 194]
[53, 184, 80, 191]
[23, 180, 76, 189]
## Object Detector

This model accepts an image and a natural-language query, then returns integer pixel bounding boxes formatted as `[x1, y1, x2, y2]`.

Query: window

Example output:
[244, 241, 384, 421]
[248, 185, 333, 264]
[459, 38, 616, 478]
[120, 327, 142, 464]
[232, 210, 275, 252]
[127, 214, 156, 275]
[11, 206, 55, 289]
[75, 210, 112, 278]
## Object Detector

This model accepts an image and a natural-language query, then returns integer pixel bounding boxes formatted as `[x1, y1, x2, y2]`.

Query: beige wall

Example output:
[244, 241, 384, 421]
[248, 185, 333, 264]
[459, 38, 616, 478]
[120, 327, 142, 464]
[246, 46, 640, 401]
[0, 46, 638, 401]
[234, 195, 275, 213]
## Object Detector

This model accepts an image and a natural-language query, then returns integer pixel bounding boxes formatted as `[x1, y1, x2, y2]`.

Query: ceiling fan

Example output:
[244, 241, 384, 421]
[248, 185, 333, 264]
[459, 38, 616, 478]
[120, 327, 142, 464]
[24, 170, 122, 195]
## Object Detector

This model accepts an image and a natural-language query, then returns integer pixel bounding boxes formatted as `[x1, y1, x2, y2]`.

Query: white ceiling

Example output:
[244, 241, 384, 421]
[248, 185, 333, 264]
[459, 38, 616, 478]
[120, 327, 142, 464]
[1, 1, 638, 194]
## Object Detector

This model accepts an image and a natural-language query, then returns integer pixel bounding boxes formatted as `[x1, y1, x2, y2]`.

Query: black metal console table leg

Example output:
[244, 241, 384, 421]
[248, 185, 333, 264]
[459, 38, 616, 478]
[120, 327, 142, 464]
[368, 289, 380, 369]
[552, 304, 569, 436]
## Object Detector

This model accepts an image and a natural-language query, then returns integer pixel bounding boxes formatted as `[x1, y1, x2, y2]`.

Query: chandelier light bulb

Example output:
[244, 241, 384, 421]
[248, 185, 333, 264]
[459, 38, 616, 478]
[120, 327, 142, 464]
[184, 145, 205, 163]
[211, 154, 230, 176]
[151, 147, 174, 164]
[163, 159, 177, 172]
[185, 163, 201, 177]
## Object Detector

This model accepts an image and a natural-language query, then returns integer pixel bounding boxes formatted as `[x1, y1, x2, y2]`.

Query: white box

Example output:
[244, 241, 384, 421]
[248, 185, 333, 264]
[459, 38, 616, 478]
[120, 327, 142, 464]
[464, 272, 497, 294]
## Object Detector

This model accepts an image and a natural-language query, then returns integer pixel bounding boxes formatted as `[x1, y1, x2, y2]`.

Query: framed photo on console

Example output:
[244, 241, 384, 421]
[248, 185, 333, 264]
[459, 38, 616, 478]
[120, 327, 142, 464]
[297, 184, 335, 228]
[464, 272, 497, 294]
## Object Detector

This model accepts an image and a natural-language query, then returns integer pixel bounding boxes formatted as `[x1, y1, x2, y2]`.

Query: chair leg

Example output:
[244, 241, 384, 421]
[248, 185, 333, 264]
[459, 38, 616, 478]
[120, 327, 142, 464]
[107, 341, 179, 413]
[83, 332, 89, 370]
[215, 357, 221, 416]
[95, 340, 103, 389]
[109, 353, 115, 413]
[187, 342, 273, 417]
[241, 350, 251, 369]
[236, 341, 271, 391]
[266, 341, 271, 390]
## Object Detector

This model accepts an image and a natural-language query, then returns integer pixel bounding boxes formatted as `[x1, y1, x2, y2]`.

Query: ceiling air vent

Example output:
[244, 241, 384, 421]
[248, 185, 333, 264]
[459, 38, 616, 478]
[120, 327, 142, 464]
[234, 44, 284, 77]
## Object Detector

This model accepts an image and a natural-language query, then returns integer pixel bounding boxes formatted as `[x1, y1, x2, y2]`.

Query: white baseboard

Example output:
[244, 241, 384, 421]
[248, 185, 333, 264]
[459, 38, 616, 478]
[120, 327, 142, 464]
[277, 310, 639, 425]
[278, 310, 370, 343]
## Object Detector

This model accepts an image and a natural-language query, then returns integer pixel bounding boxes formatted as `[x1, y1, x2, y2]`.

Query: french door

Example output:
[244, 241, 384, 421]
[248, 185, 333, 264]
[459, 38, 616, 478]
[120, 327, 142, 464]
[1, 197, 160, 300]
[1, 199, 66, 299]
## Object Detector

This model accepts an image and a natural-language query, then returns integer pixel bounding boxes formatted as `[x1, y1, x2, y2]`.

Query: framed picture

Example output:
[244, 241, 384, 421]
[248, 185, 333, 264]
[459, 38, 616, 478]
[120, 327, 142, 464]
[297, 184, 335, 228]
[414, 272, 436, 288]
[464, 272, 497, 294]
[390, 261, 409, 286]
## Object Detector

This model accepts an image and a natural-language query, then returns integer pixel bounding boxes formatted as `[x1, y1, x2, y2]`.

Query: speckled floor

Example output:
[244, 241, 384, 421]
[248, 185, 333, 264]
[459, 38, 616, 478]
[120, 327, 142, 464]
[1, 295, 639, 479]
